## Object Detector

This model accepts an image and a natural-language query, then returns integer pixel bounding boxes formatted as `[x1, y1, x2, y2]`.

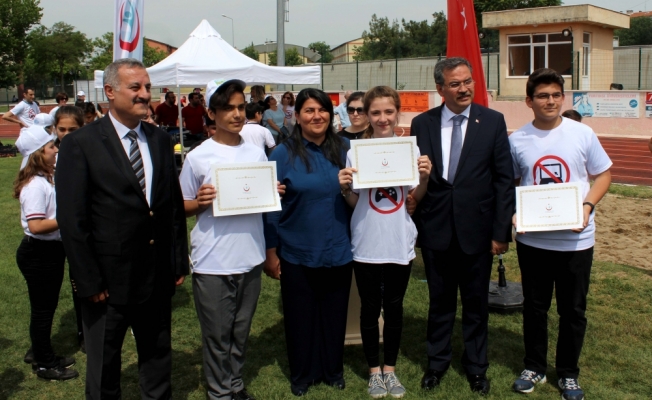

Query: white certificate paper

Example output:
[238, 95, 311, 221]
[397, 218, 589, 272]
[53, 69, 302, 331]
[350, 136, 419, 189]
[515, 182, 584, 232]
[211, 161, 281, 217]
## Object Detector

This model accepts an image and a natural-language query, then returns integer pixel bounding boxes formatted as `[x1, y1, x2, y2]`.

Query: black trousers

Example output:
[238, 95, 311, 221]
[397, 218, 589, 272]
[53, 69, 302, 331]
[279, 259, 352, 387]
[517, 242, 593, 379]
[353, 261, 412, 368]
[81, 292, 172, 400]
[422, 238, 492, 375]
[16, 236, 65, 368]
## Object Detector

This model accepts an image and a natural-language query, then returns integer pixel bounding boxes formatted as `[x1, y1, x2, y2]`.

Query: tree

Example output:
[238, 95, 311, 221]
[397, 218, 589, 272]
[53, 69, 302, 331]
[268, 47, 303, 66]
[242, 42, 259, 61]
[614, 17, 652, 46]
[0, 0, 42, 88]
[27, 22, 92, 89]
[307, 41, 333, 63]
[88, 32, 168, 72]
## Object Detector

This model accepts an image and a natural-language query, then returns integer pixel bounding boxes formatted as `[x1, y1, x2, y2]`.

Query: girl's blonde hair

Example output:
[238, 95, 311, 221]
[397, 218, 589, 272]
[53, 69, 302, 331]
[362, 86, 401, 139]
[13, 144, 54, 199]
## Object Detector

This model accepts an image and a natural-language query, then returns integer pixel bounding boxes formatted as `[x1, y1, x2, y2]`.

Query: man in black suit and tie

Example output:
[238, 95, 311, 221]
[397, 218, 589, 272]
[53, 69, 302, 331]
[411, 57, 514, 395]
[56, 58, 189, 400]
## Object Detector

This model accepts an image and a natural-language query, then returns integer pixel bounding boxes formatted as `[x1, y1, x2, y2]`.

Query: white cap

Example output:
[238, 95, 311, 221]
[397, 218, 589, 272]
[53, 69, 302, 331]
[205, 79, 246, 103]
[77, 90, 86, 96]
[33, 113, 54, 128]
[15, 125, 55, 170]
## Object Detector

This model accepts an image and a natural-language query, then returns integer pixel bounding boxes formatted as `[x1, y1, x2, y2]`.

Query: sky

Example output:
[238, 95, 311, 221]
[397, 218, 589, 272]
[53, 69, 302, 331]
[39, 0, 648, 51]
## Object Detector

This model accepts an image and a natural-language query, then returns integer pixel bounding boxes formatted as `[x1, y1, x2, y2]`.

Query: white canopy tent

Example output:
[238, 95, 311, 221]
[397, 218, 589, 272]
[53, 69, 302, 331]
[93, 19, 320, 158]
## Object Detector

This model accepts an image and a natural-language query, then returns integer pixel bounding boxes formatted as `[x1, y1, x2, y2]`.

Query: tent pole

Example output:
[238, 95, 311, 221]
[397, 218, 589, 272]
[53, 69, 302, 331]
[178, 84, 184, 163]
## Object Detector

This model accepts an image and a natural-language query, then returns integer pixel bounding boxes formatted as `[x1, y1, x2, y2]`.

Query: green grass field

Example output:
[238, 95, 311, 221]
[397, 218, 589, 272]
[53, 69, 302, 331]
[0, 152, 651, 399]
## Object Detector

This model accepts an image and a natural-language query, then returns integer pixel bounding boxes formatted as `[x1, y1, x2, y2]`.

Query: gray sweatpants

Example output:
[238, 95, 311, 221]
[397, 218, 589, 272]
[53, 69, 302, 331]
[192, 264, 263, 399]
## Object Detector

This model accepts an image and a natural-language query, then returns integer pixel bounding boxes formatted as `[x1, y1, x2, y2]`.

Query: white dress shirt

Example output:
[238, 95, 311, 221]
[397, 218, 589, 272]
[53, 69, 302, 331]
[440, 104, 471, 180]
[109, 112, 153, 205]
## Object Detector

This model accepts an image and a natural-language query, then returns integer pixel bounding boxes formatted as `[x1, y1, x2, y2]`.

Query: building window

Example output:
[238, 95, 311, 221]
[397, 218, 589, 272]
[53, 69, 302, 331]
[582, 33, 591, 77]
[508, 33, 572, 76]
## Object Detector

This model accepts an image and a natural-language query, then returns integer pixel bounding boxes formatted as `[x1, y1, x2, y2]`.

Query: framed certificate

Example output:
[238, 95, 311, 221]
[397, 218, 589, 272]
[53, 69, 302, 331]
[350, 137, 419, 189]
[515, 182, 584, 232]
[210, 161, 281, 217]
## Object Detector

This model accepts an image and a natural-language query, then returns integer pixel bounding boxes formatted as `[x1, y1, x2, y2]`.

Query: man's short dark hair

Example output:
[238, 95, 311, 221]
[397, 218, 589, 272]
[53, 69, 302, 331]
[165, 91, 175, 101]
[55, 92, 68, 103]
[245, 103, 263, 120]
[208, 80, 246, 112]
[526, 68, 565, 99]
[434, 57, 473, 85]
[188, 92, 198, 101]
[561, 109, 582, 122]
[24, 87, 35, 94]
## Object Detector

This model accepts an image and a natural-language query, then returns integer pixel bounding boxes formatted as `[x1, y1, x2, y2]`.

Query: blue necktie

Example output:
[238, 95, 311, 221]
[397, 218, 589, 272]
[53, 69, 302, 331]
[447, 115, 465, 183]
[127, 130, 146, 195]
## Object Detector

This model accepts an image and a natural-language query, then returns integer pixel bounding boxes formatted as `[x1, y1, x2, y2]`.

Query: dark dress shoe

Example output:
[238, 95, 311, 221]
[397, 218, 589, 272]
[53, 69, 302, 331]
[467, 374, 490, 395]
[291, 383, 309, 397]
[421, 369, 446, 389]
[24, 347, 34, 364]
[232, 388, 255, 400]
[328, 378, 345, 390]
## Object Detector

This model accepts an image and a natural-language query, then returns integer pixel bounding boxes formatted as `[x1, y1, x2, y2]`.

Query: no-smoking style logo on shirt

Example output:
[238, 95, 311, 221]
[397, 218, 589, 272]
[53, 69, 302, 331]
[368, 187, 404, 214]
[532, 155, 571, 185]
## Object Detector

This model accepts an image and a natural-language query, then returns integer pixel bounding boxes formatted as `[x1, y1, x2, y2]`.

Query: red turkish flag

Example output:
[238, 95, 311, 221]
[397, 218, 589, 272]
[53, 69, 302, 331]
[446, 0, 488, 107]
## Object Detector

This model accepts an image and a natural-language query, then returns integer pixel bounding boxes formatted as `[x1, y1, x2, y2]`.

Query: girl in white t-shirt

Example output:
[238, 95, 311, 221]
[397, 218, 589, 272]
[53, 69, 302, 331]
[14, 125, 79, 381]
[338, 86, 432, 399]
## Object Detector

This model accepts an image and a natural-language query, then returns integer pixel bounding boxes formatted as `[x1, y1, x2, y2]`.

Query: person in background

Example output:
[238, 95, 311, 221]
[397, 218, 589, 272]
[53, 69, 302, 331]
[49, 92, 69, 117]
[181, 95, 188, 107]
[74, 91, 87, 108]
[188, 116, 216, 153]
[263, 96, 285, 144]
[334, 90, 352, 130]
[83, 103, 99, 125]
[182, 92, 207, 138]
[12, 94, 18, 102]
[338, 86, 432, 399]
[510, 68, 612, 400]
[241, 103, 276, 154]
[561, 109, 582, 123]
[156, 92, 179, 132]
[14, 124, 79, 381]
[95, 103, 105, 119]
[33, 113, 54, 135]
[337, 91, 368, 140]
[3, 87, 40, 128]
[281, 91, 296, 134]
[264, 88, 352, 397]
[250, 85, 266, 107]
[143, 105, 158, 126]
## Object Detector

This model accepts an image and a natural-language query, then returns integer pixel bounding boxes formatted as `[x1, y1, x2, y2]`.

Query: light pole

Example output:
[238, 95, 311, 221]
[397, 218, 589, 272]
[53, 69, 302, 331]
[222, 14, 234, 47]
[265, 40, 276, 65]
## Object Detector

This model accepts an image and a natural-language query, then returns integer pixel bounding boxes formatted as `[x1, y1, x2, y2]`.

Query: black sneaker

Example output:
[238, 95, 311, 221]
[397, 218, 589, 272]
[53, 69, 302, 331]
[232, 388, 256, 400]
[35, 366, 79, 381]
[23, 347, 34, 364]
[32, 356, 76, 371]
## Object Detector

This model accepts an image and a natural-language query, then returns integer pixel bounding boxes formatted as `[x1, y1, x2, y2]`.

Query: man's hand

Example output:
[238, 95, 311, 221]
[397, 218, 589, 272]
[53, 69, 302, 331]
[571, 204, 591, 233]
[196, 184, 216, 210]
[491, 240, 508, 255]
[175, 275, 185, 286]
[406, 193, 417, 215]
[264, 248, 281, 280]
[277, 181, 286, 198]
[89, 289, 109, 303]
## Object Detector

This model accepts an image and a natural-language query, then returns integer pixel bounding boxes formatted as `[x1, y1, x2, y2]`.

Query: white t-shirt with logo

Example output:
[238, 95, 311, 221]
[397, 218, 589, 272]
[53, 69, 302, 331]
[346, 147, 419, 265]
[179, 138, 267, 275]
[20, 175, 60, 241]
[509, 117, 612, 251]
[11, 101, 40, 126]
[240, 123, 276, 150]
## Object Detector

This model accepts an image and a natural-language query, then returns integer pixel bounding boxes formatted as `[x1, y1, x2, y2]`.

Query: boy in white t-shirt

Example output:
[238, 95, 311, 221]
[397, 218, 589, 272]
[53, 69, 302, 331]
[240, 103, 276, 153]
[179, 79, 283, 400]
[509, 68, 612, 400]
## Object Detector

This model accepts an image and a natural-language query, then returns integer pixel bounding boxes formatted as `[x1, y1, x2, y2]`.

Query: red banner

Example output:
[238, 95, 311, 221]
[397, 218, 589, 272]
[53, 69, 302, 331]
[446, 0, 488, 107]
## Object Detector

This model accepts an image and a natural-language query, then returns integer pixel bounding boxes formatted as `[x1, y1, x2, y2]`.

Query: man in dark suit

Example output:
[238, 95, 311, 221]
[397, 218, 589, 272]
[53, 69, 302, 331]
[56, 58, 189, 400]
[411, 57, 514, 395]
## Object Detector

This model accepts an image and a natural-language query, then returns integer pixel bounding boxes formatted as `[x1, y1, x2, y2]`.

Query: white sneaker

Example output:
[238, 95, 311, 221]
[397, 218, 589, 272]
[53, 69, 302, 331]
[368, 372, 387, 398]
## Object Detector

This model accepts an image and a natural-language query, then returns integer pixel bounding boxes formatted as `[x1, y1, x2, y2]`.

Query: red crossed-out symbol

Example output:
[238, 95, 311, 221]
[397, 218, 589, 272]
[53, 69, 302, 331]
[368, 187, 405, 214]
[532, 155, 570, 185]
[646, 92, 652, 104]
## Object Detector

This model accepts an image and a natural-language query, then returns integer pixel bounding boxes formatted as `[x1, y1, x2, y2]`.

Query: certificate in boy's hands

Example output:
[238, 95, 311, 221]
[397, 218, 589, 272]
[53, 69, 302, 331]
[515, 182, 584, 232]
[210, 161, 281, 217]
[350, 136, 419, 189]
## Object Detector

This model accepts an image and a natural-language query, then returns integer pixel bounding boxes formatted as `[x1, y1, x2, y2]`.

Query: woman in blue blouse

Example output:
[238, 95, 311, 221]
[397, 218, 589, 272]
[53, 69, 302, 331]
[264, 88, 352, 397]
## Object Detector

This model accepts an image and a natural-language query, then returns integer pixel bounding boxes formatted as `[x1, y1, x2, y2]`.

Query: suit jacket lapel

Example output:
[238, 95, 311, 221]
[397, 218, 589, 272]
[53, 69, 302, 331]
[455, 104, 482, 177]
[100, 116, 148, 204]
[429, 107, 444, 178]
[143, 124, 160, 205]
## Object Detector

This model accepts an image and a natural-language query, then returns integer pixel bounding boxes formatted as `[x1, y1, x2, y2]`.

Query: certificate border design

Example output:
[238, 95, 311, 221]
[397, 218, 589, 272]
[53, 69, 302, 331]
[517, 185, 581, 229]
[214, 165, 278, 212]
[353, 140, 417, 185]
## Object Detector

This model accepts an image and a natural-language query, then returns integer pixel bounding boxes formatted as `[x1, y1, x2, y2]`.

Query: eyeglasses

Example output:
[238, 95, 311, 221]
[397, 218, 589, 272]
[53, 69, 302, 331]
[532, 92, 563, 101]
[347, 107, 365, 115]
[283, 96, 292, 100]
[443, 78, 475, 90]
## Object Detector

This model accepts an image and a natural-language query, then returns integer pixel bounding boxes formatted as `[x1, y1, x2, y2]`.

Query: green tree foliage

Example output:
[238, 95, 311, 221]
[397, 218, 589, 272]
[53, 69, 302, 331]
[242, 42, 259, 61]
[614, 17, 652, 46]
[88, 32, 168, 72]
[354, 12, 447, 61]
[268, 47, 303, 66]
[307, 41, 333, 63]
[475, 0, 561, 50]
[27, 22, 92, 89]
[0, 0, 42, 87]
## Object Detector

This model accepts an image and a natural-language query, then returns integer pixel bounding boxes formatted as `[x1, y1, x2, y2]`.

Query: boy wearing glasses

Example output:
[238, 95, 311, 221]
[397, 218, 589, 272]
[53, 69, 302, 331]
[509, 68, 611, 400]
